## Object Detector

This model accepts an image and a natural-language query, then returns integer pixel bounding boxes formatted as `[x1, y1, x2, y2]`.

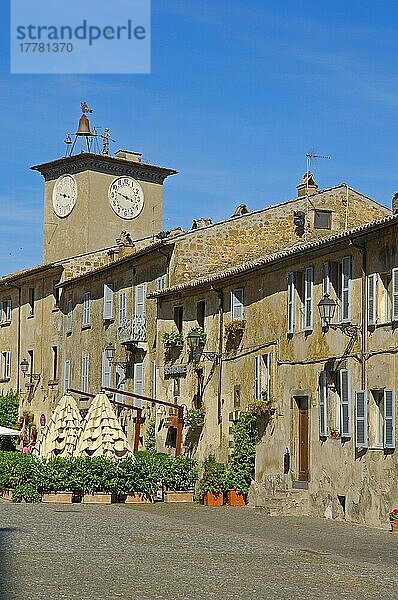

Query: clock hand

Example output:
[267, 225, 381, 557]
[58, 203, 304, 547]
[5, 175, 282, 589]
[116, 191, 133, 201]
[60, 193, 71, 199]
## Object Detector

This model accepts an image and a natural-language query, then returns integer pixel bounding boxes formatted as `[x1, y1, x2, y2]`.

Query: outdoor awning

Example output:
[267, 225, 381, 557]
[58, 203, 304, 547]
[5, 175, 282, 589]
[0, 426, 20, 436]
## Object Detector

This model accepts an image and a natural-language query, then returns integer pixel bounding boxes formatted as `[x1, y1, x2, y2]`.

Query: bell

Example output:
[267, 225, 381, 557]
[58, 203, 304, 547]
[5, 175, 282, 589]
[76, 114, 92, 136]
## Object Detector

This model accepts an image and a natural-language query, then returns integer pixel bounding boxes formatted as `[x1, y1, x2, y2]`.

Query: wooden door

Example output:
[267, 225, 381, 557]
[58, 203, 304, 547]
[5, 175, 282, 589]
[298, 397, 309, 481]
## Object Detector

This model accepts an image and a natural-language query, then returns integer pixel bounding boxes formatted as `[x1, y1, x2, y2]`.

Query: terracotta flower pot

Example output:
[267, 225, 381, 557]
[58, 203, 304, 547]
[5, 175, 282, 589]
[203, 491, 223, 506]
[82, 492, 112, 504]
[1, 488, 13, 501]
[226, 490, 246, 506]
[390, 519, 398, 533]
[164, 491, 194, 503]
[42, 491, 73, 504]
[125, 493, 154, 504]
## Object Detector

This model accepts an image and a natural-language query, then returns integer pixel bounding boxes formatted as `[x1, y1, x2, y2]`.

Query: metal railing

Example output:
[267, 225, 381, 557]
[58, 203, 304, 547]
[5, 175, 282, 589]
[119, 315, 147, 344]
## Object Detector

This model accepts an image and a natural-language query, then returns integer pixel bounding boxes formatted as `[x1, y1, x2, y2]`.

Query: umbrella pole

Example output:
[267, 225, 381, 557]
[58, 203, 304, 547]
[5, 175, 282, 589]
[134, 408, 142, 452]
[175, 407, 183, 457]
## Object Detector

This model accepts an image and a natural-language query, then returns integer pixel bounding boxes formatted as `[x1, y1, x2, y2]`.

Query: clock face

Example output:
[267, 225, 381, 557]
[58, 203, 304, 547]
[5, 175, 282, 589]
[108, 177, 144, 220]
[52, 174, 77, 218]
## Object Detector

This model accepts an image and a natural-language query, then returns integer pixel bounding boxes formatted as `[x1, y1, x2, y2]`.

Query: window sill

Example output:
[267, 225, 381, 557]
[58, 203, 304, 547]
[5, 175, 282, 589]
[27, 314, 34, 319]
[81, 324, 91, 331]
[0, 321, 11, 327]
[0, 378, 10, 383]
[103, 318, 115, 324]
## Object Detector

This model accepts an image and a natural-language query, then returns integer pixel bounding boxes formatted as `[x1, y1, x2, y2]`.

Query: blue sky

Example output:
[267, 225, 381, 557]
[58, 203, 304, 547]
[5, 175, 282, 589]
[1, 0, 398, 276]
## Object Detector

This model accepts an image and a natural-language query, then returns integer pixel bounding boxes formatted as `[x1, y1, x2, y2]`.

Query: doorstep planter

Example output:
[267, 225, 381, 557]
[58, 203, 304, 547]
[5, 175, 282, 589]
[82, 492, 112, 504]
[226, 490, 246, 506]
[164, 490, 194, 503]
[42, 491, 73, 504]
[203, 491, 223, 506]
[125, 493, 154, 504]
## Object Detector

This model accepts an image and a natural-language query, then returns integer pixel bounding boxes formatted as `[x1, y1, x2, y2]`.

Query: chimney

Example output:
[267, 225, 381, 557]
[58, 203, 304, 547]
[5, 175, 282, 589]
[297, 172, 318, 198]
[392, 192, 398, 214]
[114, 150, 142, 163]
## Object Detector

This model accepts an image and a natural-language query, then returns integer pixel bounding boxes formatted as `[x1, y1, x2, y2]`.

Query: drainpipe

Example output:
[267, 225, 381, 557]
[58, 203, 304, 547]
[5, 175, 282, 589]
[5, 282, 22, 393]
[211, 286, 224, 427]
[349, 240, 367, 389]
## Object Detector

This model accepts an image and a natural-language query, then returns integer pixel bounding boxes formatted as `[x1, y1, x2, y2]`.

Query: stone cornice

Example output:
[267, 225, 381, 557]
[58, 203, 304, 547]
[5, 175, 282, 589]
[31, 153, 178, 184]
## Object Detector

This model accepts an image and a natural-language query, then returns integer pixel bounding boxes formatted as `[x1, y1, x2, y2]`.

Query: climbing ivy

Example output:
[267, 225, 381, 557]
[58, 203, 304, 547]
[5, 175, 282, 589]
[226, 411, 257, 494]
[0, 390, 20, 451]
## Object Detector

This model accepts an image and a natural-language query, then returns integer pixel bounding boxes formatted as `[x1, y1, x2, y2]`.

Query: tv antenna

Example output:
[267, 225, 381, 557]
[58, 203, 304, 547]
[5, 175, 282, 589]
[305, 152, 330, 194]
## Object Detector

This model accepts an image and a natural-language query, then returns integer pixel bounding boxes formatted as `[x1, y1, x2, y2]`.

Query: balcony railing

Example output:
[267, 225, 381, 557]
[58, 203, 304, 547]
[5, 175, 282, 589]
[119, 315, 147, 345]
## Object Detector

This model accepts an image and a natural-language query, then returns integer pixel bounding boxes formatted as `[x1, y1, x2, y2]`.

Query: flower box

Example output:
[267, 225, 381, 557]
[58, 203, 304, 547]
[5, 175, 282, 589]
[82, 492, 112, 504]
[42, 491, 73, 504]
[125, 493, 154, 504]
[164, 490, 194, 503]
[1, 488, 13, 501]
[203, 491, 223, 506]
[226, 490, 246, 506]
[224, 320, 246, 336]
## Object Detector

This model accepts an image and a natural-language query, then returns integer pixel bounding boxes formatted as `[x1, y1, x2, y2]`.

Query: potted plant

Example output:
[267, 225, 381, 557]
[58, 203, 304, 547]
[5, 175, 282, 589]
[184, 408, 205, 429]
[389, 509, 398, 532]
[76, 457, 116, 504]
[248, 391, 276, 417]
[330, 427, 340, 439]
[196, 455, 226, 506]
[116, 452, 165, 504]
[225, 412, 256, 506]
[225, 469, 248, 506]
[224, 320, 246, 336]
[162, 331, 184, 348]
[162, 455, 199, 502]
[41, 456, 74, 504]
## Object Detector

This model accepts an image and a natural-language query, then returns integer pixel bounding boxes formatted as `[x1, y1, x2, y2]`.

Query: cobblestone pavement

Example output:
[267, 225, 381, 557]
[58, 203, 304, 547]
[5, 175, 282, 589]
[0, 501, 397, 600]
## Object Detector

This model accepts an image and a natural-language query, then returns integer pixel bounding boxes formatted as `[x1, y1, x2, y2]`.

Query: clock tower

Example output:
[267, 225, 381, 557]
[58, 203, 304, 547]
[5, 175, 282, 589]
[31, 105, 177, 263]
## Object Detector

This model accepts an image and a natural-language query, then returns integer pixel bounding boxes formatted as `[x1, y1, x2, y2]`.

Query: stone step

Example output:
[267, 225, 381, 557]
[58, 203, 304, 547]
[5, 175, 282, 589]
[258, 489, 310, 516]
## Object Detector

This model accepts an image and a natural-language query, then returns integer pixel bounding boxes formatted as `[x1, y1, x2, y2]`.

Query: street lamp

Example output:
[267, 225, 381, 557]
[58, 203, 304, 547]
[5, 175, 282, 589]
[186, 329, 221, 363]
[20, 358, 40, 382]
[317, 293, 358, 339]
[105, 343, 116, 363]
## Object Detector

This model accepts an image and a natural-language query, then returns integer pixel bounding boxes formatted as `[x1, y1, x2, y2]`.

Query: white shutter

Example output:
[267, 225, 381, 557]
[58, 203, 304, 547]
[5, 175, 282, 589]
[287, 272, 295, 334]
[81, 355, 89, 393]
[135, 283, 146, 317]
[339, 369, 351, 437]
[392, 269, 398, 321]
[67, 300, 73, 333]
[63, 360, 71, 393]
[254, 355, 261, 399]
[101, 351, 112, 388]
[355, 390, 368, 448]
[5, 300, 11, 322]
[265, 354, 271, 400]
[231, 288, 244, 320]
[156, 275, 166, 290]
[367, 274, 376, 326]
[319, 371, 328, 437]
[341, 256, 351, 322]
[384, 389, 395, 449]
[83, 292, 90, 326]
[118, 291, 127, 326]
[322, 262, 330, 296]
[134, 362, 144, 408]
[4, 352, 11, 380]
[304, 266, 314, 331]
[103, 283, 114, 320]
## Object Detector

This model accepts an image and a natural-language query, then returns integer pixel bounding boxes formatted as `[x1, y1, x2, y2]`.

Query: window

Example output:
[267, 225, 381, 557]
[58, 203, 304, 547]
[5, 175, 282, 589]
[63, 360, 71, 393]
[133, 362, 144, 408]
[52, 346, 58, 381]
[82, 292, 91, 327]
[135, 283, 146, 317]
[101, 350, 112, 388]
[287, 272, 295, 334]
[118, 291, 127, 327]
[254, 354, 271, 401]
[2, 299, 12, 323]
[197, 301, 205, 329]
[53, 280, 60, 307]
[81, 355, 89, 393]
[103, 283, 114, 320]
[355, 390, 368, 449]
[380, 272, 392, 322]
[173, 306, 183, 333]
[303, 266, 314, 331]
[287, 267, 313, 333]
[319, 371, 328, 438]
[339, 369, 351, 438]
[1, 352, 11, 380]
[359, 389, 395, 450]
[28, 287, 35, 316]
[322, 262, 330, 296]
[314, 210, 332, 230]
[231, 288, 244, 320]
[339, 256, 351, 323]
[66, 300, 73, 334]
[156, 274, 167, 290]
[367, 273, 376, 326]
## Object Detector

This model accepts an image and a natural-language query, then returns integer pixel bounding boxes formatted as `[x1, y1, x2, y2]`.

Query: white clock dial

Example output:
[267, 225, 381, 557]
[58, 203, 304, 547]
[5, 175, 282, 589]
[109, 177, 144, 220]
[52, 174, 77, 218]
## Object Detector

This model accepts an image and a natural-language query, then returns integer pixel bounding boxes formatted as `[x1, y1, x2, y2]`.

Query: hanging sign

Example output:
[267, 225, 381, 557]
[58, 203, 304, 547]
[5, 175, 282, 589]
[164, 365, 187, 377]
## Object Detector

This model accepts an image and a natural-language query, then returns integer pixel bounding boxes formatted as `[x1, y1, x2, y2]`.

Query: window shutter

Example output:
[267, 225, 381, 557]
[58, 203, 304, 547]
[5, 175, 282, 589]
[341, 256, 351, 322]
[304, 266, 314, 331]
[339, 369, 351, 437]
[287, 272, 295, 334]
[322, 262, 330, 296]
[265, 354, 271, 400]
[319, 371, 328, 437]
[392, 269, 398, 321]
[103, 283, 114, 320]
[101, 351, 112, 388]
[67, 300, 73, 333]
[355, 390, 368, 448]
[81, 355, 89, 393]
[83, 292, 90, 326]
[135, 283, 145, 317]
[4, 352, 11, 379]
[5, 300, 11, 322]
[367, 274, 376, 326]
[63, 360, 71, 393]
[156, 275, 166, 290]
[384, 389, 395, 449]
[231, 288, 244, 320]
[254, 355, 261, 399]
[118, 291, 127, 327]
[134, 362, 144, 408]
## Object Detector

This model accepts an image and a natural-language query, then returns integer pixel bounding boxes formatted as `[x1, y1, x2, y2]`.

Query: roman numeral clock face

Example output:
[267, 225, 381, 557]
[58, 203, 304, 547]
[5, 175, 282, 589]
[52, 174, 77, 218]
[108, 177, 144, 220]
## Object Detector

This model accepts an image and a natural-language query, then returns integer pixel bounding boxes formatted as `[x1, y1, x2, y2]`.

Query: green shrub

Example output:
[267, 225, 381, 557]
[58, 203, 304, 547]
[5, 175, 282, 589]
[145, 418, 156, 452]
[12, 483, 41, 503]
[226, 411, 256, 494]
[196, 457, 227, 502]
[41, 457, 75, 492]
[162, 455, 198, 491]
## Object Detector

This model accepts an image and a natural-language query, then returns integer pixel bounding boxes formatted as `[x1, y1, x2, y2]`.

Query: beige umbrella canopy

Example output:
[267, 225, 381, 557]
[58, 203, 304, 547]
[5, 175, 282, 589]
[76, 393, 132, 458]
[35, 394, 82, 457]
